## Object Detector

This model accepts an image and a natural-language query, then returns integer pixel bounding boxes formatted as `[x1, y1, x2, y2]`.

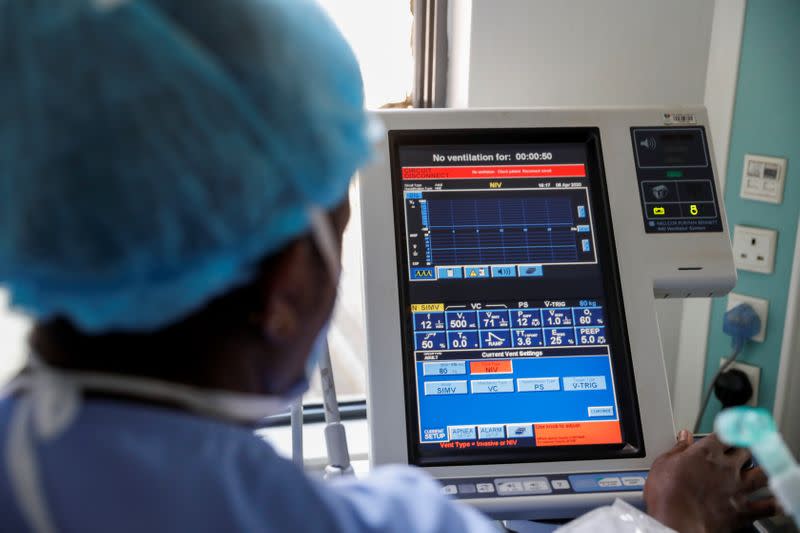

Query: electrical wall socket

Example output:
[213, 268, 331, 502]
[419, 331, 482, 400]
[727, 292, 768, 342]
[719, 358, 760, 407]
[732, 225, 778, 274]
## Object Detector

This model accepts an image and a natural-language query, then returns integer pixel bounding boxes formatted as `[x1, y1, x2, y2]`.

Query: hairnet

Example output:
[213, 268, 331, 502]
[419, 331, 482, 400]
[0, 0, 372, 333]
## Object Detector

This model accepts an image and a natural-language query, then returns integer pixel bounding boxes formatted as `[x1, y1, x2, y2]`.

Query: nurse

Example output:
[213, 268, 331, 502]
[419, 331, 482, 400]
[0, 0, 775, 531]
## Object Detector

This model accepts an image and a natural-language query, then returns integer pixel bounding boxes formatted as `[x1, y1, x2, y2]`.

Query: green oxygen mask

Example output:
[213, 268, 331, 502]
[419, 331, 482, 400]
[716, 407, 799, 525]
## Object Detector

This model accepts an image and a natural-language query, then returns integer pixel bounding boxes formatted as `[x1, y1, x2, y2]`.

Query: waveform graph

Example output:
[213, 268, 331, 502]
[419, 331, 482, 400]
[417, 189, 596, 267]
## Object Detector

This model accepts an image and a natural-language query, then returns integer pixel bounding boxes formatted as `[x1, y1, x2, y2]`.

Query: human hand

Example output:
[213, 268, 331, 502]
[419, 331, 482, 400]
[644, 430, 776, 533]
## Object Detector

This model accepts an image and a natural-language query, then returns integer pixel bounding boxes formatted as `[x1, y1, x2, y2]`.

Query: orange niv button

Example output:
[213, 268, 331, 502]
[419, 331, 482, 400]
[470, 360, 513, 374]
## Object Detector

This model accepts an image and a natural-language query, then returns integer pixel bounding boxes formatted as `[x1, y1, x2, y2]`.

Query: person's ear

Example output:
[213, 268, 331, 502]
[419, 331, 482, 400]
[258, 239, 317, 346]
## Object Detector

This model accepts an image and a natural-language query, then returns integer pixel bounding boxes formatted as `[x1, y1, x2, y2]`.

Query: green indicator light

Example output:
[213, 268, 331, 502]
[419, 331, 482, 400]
[666, 170, 684, 178]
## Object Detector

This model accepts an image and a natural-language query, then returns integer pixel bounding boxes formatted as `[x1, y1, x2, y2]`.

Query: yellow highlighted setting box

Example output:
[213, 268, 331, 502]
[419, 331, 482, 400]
[411, 303, 445, 312]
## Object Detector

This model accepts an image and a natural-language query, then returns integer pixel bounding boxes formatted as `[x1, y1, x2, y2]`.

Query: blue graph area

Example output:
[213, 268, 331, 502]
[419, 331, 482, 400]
[426, 196, 578, 264]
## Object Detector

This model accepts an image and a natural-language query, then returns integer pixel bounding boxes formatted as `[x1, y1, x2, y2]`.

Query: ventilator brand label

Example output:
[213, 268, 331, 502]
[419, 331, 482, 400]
[662, 112, 697, 125]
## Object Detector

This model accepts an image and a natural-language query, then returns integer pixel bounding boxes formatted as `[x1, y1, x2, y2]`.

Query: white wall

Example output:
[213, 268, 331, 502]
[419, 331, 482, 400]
[0, 290, 30, 384]
[462, 0, 715, 109]
[449, 0, 717, 402]
[446, 0, 472, 108]
[673, 0, 747, 430]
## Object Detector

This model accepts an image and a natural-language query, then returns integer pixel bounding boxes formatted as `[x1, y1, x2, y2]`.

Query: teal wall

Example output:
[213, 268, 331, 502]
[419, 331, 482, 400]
[699, 0, 800, 432]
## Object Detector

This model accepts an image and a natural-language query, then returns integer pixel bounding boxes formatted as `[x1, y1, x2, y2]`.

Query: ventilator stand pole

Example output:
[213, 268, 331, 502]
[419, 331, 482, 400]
[319, 340, 353, 478]
[290, 397, 304, 468]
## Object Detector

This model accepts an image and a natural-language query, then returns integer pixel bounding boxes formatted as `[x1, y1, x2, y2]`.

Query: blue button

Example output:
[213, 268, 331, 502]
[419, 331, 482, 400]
[577, 206, 587, 218]
[464, 266, 490, 279]
[518, 264, 543, 277]
[445, 310, 478, 330]
[478, 310, 510, 329]
[510, 309, 542, 328]
[424, 380, 468, 396]
[491, 265, 516, 278]
[576, 326, 607, 345]
[588, 406, 615, 417]
[423, 361, 467, 376]
[563, 376, 608, 391]
[421, 428, 447, 442]
[480, 329, 511, 348]
[511, 329, 543, 347]
[542, 308, 574, 327]
[449, 426, 477, 440]
[572, 307, 605, 326]
[544, 327, 576, 346]
[415, 331, 447, 351]
[437, 266, 463, 279]
[577, 225, 591, 233]
[506, 424, 534, 438]
[406, 192, 423, 199]
[471, 379, 514, 394]
[447, 330, 480, 349]
[413, 312, 446, 331]
[517, 377, 560, 392]
[581, 239, 591, 252]
[477, 425, 506, 439]
[411, 267, 436, 280]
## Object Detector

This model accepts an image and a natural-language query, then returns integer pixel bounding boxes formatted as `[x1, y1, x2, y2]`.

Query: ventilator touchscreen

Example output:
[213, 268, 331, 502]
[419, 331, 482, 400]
[390, 129, 644, 467]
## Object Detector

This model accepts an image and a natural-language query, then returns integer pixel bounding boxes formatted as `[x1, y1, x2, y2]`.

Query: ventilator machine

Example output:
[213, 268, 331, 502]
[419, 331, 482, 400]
[358, 107, 736, 519]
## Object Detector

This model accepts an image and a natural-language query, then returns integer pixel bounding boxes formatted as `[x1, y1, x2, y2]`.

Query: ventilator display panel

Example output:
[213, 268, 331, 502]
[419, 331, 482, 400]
[390, 128, 644, 467]
[631, 126, 722, 233]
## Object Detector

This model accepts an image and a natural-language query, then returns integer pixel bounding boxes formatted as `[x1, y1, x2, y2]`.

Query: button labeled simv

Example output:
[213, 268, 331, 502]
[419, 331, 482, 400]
[424, 381, 467, 396]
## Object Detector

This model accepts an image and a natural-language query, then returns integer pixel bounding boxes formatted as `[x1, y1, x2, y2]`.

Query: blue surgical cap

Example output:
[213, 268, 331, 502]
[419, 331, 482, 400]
[0, 0, 372, 333]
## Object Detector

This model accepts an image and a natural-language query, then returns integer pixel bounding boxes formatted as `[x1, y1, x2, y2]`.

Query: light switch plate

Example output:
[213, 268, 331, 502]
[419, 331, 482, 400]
[740, 153, 787, 204]
[726, 292, 768, 342]
[719, 358, 760, 407]
[732, 225, 778, 274]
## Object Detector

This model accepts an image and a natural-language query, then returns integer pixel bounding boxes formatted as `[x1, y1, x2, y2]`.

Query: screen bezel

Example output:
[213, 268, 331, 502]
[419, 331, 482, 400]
[388, 128, 645, 467]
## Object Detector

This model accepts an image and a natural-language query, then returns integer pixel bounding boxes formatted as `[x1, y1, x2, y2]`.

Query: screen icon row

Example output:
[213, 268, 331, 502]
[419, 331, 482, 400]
[412, 264, 545, 281]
